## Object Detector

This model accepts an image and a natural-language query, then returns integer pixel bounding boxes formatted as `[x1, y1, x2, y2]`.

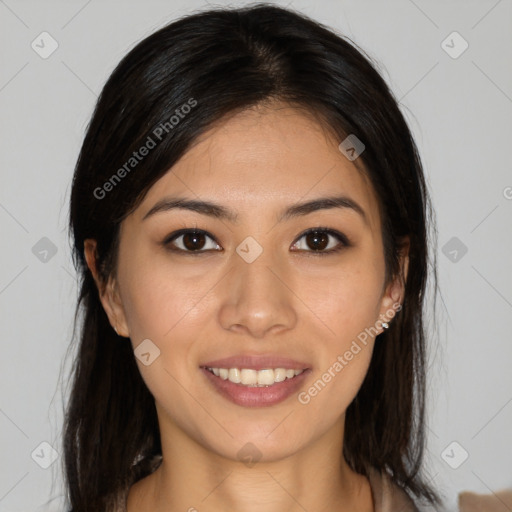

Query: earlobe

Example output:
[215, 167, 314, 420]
[377, 238, 410, 333]
[376, 280, 403, 335]
[104, 278, 131, 338]
[84, 239, 130, 338]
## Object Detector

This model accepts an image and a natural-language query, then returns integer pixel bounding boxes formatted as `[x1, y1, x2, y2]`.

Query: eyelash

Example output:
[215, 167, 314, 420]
[161, 226, 351, 257]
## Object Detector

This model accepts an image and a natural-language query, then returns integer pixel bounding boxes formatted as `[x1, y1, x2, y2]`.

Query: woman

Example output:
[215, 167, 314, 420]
[63, 3, 442, 511]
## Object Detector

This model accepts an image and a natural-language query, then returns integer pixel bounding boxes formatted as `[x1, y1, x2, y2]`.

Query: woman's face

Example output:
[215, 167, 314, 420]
[89, 103, 405, 463]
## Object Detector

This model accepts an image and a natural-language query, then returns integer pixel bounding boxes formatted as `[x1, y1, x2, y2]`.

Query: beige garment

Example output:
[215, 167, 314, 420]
[458, 488, 512, 512]
[367, 467, 420, 512]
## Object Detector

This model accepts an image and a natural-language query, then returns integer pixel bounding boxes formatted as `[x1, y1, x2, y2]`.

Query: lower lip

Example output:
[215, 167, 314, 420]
[200, 367, 310, 407]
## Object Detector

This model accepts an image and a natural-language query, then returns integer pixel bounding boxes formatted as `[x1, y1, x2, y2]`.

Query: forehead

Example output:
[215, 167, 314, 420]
[135, 104, 381, 232]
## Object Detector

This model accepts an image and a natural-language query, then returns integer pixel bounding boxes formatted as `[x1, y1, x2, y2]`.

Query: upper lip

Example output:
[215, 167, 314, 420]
[201, 354, 311, 371]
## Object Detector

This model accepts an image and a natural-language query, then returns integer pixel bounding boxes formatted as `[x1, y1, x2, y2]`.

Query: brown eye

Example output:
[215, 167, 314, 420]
[304, 231, 329, 251]
[163, 227, 349, 256]
[182, 232, 206, 251]
[164, 229, 221, 254]
[291, 228, 349, 255]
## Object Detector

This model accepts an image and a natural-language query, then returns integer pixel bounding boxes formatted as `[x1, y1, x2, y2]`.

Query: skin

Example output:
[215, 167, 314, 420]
[85, 102, 408, 512]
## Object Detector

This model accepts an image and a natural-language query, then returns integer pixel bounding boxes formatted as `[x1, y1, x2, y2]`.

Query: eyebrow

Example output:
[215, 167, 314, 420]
[142, 195, 368, 225]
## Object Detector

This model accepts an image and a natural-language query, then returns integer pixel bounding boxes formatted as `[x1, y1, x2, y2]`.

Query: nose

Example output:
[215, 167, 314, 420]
[217, 242, 297, 339]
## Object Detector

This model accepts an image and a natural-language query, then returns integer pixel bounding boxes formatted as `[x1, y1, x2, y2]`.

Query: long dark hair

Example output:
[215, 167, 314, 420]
[63, 3, 441, 510]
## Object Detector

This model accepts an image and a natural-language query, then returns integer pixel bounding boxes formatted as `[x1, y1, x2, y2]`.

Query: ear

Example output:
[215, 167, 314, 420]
[84, 239, 130, 338]
[376, 237, 409, 333]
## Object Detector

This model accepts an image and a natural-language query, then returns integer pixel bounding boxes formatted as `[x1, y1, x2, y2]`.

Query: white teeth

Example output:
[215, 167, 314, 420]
[241, 369, 257, 385]
[207, 367, 305, 386]
[257, 369, 275, 386]
[228, 368, 241, 383]
[274, 368, 287, 382]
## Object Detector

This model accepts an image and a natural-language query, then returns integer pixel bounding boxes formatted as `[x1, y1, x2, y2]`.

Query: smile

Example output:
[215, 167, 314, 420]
[200, 365, 310, 407]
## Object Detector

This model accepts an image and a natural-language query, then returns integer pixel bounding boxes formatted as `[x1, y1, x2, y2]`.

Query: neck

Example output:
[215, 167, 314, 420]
[127, 417, 374, 512]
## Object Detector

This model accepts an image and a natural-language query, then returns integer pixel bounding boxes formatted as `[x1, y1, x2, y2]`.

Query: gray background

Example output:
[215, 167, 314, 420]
[1, 1, 511, 511]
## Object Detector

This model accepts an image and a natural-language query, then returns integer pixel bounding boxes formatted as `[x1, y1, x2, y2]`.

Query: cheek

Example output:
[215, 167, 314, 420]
[295, 260, 383, 408]
[117, 246, 211, 341]
[299, 295, 377, 421]
[300, 258, 384, 341]
[117, 261, 210, 417]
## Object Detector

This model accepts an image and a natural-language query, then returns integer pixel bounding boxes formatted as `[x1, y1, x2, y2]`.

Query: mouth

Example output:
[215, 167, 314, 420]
[199, 356, 311, 407]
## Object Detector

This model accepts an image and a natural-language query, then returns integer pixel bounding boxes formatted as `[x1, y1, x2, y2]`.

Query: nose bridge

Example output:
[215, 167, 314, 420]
[236, 238, 279, 295]
[233, 234, 284, 303]
[217, 235, 297, 337]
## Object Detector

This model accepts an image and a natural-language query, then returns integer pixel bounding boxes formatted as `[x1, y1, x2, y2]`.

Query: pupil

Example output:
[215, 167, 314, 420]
[307, 231, 328, 251]
[184, 232, 205, 250]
